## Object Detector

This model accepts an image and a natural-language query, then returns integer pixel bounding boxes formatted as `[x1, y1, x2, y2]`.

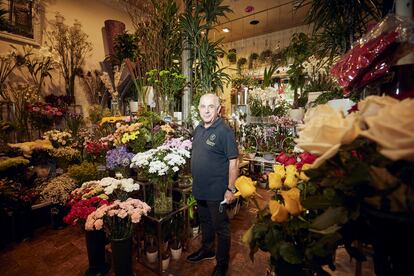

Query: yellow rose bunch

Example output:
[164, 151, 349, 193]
[268, 187, 304, 223]
[268, 164, 311, 189]
[234, 176, 258, 198]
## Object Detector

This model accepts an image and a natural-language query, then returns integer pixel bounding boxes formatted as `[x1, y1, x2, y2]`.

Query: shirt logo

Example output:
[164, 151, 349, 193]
[206, 133, 216, 146]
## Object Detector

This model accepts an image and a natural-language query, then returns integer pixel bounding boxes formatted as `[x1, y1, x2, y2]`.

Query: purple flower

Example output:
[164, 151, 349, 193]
[106, 146, 134, 170]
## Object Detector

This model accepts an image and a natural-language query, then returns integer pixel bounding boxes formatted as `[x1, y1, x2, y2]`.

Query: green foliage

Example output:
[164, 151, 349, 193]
[227, 48, 237, 63]
[248, 52, 259, 69]
[236, 57, 247, 73]
[259, 49, 273, 63]
[297, 0, 382, 59]
[262, 66, 277, 88]
[180, 0, 231, 96]
[284, 33, 314, 108]
[68, 161, 98, 184]
[112, 31, 139, 65]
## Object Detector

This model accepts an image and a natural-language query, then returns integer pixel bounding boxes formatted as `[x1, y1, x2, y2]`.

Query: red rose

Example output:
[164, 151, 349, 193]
[299, 152, 317, 164]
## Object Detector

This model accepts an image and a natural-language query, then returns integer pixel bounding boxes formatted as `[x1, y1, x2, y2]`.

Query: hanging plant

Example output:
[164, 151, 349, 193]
[227, 48, 237, 63]
[271, 51, 283, 67]
[237, 57, 247, 72]
[259, 49, 273, 63]
[248, 52, 259, 69]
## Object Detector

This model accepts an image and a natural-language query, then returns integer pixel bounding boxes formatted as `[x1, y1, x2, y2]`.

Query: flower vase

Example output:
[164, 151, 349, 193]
[111, 98, 121, 116]
[153, 176, 173, 215]
[50, 205, 66, 230]
[111, 236, 133, 276]
[85, 230, 109, 275]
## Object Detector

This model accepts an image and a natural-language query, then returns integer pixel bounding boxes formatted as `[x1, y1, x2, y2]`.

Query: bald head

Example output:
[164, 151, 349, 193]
[199, 93, 220, 108]
[198, 93, 221, 128]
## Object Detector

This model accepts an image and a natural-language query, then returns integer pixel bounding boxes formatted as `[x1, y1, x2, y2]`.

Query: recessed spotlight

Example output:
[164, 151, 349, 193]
[250, 20, 259, 25]
[222, 28, 230, 33]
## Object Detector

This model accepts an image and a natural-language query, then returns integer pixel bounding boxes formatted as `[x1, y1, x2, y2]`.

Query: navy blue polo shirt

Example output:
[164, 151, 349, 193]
[191, 118, 239, 201]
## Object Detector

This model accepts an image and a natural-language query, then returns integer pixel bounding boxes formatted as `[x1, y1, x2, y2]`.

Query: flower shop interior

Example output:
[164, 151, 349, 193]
[0, 0, 413, 275]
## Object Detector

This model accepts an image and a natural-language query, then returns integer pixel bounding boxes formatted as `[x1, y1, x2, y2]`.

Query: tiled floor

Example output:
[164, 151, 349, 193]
[0, 188, 374, 276]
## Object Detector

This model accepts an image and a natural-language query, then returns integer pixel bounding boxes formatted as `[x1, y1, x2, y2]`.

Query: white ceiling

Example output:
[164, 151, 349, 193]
[211, 0, 309, 42]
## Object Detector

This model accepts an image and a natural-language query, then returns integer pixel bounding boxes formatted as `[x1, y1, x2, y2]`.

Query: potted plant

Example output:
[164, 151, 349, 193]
[187, 194, 199, 237]
[237, 57, 248, 73]
[259, 49, 273, 64]
[244, 146, 257, 159]
[283, 33, 313, 120]
[248, 52, 259, 69]
[170, 213, 184, 260]
[161, 247, 171, 272]
[227, 48, 237, 63]
[145, 234, 158, 263]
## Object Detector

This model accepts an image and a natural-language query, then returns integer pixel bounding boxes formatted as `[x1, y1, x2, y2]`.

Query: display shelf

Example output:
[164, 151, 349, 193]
[136, 204, 189, 275]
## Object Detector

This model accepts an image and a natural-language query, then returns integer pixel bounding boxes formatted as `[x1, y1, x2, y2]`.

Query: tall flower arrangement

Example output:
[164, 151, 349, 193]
[85, 198, 151, 239]
[130, 137, 191, 213]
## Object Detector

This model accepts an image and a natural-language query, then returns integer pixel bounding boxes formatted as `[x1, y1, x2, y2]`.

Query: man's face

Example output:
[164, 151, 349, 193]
[198, 95, 221, 125]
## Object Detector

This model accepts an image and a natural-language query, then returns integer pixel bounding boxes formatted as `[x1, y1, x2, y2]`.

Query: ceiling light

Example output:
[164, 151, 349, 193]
[222, 28, 230, 33]
[250, 20, 259, 25]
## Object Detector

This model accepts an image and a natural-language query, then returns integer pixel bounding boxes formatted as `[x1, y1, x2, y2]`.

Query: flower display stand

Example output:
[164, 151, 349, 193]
[136, 204, 188, 275]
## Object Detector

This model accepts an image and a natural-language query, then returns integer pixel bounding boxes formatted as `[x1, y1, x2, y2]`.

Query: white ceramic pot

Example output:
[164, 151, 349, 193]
[327, 99, 355, 115]
[289, 108, 305, 121]
[146, 250, 158, 263]
[170, 247, 182, 260]
[162, 256, 170, 271]
[307, 91, 325, 106]
[129, 101, 139, 113]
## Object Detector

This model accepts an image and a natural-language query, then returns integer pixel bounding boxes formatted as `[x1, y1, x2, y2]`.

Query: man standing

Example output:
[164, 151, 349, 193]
[187, 93, 239, 276]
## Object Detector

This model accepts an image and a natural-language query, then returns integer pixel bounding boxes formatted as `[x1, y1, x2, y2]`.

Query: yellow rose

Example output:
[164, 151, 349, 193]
[284, 173, 298, 188]
[268, 172, 283, 189]
[242, 225, 254, 244]
[234, 176, 257, 198]
[280, 188, 303, 215]
[299, 163, 312, 181]
[268, 200, 289, 223]
[360, 98, 414, 161]
[272, 164, 285, 178]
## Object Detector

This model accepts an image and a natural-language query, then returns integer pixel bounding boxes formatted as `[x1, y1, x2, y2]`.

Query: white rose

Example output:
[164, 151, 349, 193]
[358, 95, 399, 128]
[360, 98, 414, 161]
[295, 104, 360, 167]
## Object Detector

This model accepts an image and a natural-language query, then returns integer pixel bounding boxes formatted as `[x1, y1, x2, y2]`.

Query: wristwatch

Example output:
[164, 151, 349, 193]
[227, 187, 237, 193]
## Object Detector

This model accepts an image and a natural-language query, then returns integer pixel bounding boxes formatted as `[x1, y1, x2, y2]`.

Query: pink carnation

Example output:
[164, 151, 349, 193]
[94, 219, 104, 230]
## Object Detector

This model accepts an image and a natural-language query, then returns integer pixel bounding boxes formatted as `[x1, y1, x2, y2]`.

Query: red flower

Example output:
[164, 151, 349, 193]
[64, 196, 109, 226]
[299, 152, 317, 164]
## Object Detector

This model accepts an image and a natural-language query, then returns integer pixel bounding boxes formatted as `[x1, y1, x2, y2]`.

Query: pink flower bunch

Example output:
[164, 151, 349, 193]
[163, 137, 192, 151]
[85, 198, 151, 231]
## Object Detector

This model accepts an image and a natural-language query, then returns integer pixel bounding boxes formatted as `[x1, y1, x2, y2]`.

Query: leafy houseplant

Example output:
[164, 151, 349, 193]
[262, 65, 277, 88]
[227, 48, 237, 63]
[180, 0, 232, 97]
[259, 49, 273, 64]
[248, 52, 259, 69]
[237, 57, 248, 73]
[297, 0, 382, 60]
[284, 33, 314, 108]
